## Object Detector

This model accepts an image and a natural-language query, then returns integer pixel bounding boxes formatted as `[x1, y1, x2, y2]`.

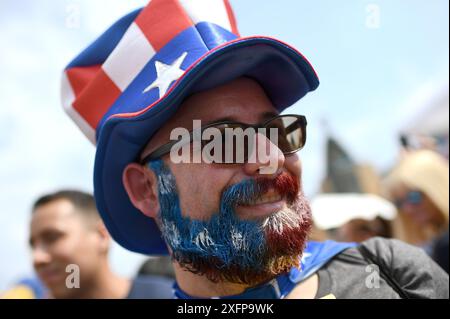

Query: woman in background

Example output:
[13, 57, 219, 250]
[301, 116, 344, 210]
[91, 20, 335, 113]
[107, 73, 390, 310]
[385, 150, 449, 272]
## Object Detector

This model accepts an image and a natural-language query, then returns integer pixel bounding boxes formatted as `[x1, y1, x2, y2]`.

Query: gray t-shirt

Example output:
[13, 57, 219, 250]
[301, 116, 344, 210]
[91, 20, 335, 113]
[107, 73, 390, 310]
[314, 237, 449, 299]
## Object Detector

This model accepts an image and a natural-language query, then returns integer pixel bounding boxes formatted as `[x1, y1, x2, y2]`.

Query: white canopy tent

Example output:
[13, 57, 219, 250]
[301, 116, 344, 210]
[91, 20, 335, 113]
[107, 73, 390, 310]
[311, 193, 397, 230]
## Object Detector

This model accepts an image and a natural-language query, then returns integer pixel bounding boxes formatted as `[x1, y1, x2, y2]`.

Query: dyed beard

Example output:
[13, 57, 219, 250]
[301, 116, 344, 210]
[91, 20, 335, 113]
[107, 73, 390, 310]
[149, 160, 312, 286]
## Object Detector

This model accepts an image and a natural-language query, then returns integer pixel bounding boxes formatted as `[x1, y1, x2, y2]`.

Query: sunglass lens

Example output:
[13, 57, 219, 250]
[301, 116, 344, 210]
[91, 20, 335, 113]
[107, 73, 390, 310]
[266, 116, 306, 153]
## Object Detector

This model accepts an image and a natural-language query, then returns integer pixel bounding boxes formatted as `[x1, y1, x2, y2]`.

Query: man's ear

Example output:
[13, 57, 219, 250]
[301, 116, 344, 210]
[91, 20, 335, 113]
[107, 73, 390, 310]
[95, 221, 111, 255]
[122, 163, 160, 218]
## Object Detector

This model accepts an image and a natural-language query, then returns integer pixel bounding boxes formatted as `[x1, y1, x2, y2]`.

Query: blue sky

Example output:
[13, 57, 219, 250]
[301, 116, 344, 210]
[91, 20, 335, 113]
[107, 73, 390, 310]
[0, 0, 448, 291]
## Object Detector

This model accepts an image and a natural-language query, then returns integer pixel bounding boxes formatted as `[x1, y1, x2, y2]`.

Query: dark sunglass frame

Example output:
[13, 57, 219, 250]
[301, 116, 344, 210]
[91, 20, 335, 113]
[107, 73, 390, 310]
[140, 114, 307, 164]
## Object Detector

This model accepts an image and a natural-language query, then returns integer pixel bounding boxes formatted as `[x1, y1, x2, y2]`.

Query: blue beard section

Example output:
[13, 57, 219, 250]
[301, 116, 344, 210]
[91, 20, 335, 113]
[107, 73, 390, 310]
[149, 159, 268, 271]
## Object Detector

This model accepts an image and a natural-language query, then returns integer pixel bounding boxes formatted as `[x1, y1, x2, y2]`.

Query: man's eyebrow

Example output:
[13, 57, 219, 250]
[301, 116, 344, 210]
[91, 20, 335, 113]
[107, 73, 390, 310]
[260, 111, 279, 121]
[203, 112, 279, 126]
[204, 116, 239, 125]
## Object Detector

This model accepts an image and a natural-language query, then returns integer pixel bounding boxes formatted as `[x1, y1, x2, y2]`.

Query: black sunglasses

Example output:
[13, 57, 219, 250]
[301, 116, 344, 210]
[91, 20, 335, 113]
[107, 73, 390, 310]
[140, 114, 307, 164]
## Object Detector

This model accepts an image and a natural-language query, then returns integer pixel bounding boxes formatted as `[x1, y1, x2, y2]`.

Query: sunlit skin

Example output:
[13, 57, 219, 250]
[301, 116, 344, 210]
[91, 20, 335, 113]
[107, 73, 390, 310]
[123, 77, 316, 298]
[29, 199, 130, 299]
[391, 184, 446, 228]
[337, 219, 379, 243]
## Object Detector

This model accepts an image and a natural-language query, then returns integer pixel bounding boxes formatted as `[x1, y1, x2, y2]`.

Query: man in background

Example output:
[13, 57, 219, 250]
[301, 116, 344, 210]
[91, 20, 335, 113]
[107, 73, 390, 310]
[29, 190, 173, 298]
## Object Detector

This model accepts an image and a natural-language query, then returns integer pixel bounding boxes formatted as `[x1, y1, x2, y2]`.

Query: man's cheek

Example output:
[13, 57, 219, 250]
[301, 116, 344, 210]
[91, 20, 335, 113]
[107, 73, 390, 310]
[186, 171, 229, 214]
[285, 154, 302, 178]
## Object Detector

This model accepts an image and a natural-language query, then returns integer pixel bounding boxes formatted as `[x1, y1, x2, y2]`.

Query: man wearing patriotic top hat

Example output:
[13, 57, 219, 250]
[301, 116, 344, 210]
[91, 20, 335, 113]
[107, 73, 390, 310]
[62, 0, 448, 299]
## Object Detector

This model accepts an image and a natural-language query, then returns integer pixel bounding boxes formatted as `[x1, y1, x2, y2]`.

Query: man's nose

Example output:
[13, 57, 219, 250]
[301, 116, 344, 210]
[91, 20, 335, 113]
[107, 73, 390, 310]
[32, 245, 52, 269]
[243, 132, 285, 176]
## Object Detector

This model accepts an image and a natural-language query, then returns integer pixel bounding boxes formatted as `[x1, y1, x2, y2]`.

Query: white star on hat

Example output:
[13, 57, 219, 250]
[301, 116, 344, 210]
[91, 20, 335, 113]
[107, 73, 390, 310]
[143, 52, 188, 97]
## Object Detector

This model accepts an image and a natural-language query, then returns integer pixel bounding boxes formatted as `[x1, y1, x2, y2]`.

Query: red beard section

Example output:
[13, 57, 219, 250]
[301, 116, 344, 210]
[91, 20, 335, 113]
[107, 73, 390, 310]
[264, 196, 313, 276]
[257, 172, 312, 272]
[254, 171, 300, 205]
[266, 195, 312, 257]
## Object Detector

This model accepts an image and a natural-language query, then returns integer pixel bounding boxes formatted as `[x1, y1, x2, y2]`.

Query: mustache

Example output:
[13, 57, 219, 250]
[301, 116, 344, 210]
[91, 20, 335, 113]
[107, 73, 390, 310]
[221, 172, 300, 207]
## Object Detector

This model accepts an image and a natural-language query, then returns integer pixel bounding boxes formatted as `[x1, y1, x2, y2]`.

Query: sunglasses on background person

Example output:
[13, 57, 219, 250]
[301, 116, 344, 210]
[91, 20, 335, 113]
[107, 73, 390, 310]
[394, 190, 423, 209]
[140, 114, 307, 164]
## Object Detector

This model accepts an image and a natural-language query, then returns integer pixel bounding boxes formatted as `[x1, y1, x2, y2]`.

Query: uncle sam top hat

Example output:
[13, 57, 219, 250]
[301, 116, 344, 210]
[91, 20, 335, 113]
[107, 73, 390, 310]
[61, 0, 319, 255]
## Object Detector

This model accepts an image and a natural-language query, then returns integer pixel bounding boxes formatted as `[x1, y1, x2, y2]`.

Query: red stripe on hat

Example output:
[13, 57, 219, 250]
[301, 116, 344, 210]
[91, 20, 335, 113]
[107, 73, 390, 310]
[224, 0, 239, 36]
[135, 0, 193, 52]
[72, 69, 121, 130]
[66, 65, 102, 97]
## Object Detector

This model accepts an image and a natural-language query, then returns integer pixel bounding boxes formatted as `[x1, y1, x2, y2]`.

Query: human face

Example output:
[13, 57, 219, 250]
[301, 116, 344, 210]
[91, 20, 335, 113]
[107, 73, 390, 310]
[136, 78, 312, 285]
[141, 78, 306, 219]
[29, 200, 105, 298]
[391, 184, 443, 226]
[336, 218, 386, 243]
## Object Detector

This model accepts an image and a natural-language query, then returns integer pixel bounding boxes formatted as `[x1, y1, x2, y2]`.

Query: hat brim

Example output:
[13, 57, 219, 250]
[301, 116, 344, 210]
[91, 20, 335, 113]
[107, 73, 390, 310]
[94, 36, 319, 255]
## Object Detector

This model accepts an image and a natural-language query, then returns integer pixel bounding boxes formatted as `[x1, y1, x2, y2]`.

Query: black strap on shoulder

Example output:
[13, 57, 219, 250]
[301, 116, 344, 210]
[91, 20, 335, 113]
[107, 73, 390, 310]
[357, 244, 411, 299]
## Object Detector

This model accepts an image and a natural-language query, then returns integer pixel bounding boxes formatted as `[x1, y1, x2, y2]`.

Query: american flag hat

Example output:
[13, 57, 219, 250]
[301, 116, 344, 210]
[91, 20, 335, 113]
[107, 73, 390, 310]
[61, 0, 319, 255]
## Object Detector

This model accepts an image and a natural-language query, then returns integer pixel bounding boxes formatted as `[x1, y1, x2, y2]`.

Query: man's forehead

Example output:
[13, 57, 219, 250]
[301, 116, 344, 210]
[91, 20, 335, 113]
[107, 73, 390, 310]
[171, 78, 276, 124]
[30, 201, 77, 235]
[142, 77, 278, 155]
[32, 201, 76, 222]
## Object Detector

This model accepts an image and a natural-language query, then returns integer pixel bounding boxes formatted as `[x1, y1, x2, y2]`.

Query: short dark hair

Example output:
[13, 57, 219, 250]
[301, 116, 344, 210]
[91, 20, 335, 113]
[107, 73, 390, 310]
[32, 190, 99, 220]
